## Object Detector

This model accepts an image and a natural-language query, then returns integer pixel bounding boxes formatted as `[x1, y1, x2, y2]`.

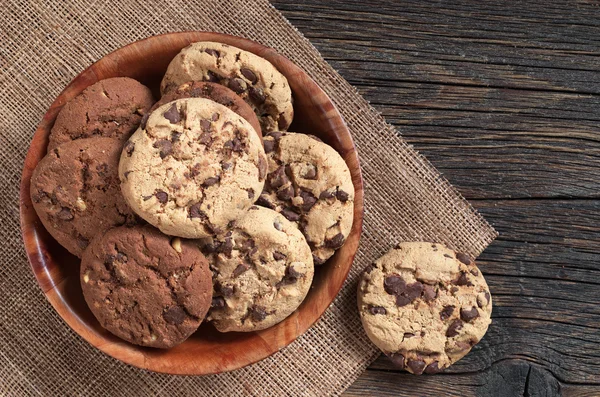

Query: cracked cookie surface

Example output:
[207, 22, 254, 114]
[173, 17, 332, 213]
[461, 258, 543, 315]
[357, 242, 492, 375]
[80, 225, 212, 348]
[199, 206, 314, 332]
[48, 77, 154, 152]
[119, 98, 267, 239]
[31, 137, 138, 257]
[160, 41, 293, 133]
[151, 81, 261, 139]
[257, 132, 354, 265]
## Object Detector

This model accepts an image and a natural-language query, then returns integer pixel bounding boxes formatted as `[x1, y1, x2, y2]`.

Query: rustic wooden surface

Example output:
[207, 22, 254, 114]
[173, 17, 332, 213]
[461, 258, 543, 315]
[271, 1, 600, 396]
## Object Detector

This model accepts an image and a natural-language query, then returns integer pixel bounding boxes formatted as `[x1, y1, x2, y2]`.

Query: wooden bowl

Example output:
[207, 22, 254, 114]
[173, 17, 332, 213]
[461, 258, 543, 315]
[19, 32, 364, 375]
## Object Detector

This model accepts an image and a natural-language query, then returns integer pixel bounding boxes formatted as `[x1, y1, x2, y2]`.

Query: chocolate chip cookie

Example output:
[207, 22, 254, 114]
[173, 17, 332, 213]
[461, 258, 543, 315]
[48, 77, 154, 151]
[257, 132, 354, 265]
[199, 206, 314, 332]
[81, 225, 212, 348]
[152, 81, 262, 138]
[357, 242, 492, 375]
[160, 42, 293, 133]
[119, 98, 267, 239]
[31, 137, 138, 257]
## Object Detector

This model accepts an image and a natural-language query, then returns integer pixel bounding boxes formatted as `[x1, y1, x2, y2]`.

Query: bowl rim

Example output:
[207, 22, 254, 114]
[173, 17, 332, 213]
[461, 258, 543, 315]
[19, 31, 364, 375]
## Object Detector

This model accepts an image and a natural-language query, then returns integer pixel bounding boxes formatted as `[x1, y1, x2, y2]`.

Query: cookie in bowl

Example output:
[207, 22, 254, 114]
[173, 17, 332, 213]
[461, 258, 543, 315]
[119, 97, 268, 239]
[161, 41, 293, 132]
[357, 242, 492, 374]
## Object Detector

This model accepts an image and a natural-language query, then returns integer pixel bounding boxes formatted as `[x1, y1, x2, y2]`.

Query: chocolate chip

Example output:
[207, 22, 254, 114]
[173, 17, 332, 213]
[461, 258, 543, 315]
[171, 131, 181, 143]
[211, 112, 220, 121]
[211, 296, 225, 309]
[303, 165, 317, 180]
[249, 305, 267, 321]
[200, 119, 212, 132]
[460, 307, 479, 322]
[205, 49, 220, 57]
[257, 195, 275, 209]
[199, 132, 212, 145]
[155, 191, 168, 203]
[298, 190, 317, 212]
[76, 235, 89, 249]
[140, 113, 149, 129]
[222, 162, 232, 171]
[153, 139, 173, 159]
[203, 176, 220, 187]
[369, 306, 387, 315]
[456, 252, 473, 265]
[277, 265, 302, 287]
[446, 319, 463, 337]
[189, 204, 204, 219]
[281, 208, 300, 222]
[124, 141, 135, 156]
[258, 156, 267, 181]
[277, 185, 294, 201]
[443, 254, 453, 259]
[422, 285, 437, 301]
[405, 282, 424, 301]
[404, 333, 415, 339]
[407, 358, 426, 375]
[216, 237, 233, 255]
[267, 131, 282, 140]
[325, 233, 345, 249]
[228, 78, 246, 94]
[388, 353, 405, 369]
[383, 275, 406, 296]
[440, 305, 455, 321]
[263, 139, 275, 153]
[247, 189, 255, 199]
[269, 166, 289, 188]
[335, 190, 350, 202]
[470, 268, 479, 276]
[56, 207, 73, 221]
[163, 306, 186, 325]
[395, 295, 412, 307]
[206, 70, 220, 82]
[277, 115, 287, 130]
[319, 190, 335, 199]
[455, 272, 473, 286]
[240, 68, 258, 84]
[273, 220, 283, 231]
[143, 195, 153, 201]
[163, 103, 181, 124]
[232, 263, 249, 277]
[312, 254, 326, 265]
[249, 87, 265, 104]
[424, 361, 441, 374]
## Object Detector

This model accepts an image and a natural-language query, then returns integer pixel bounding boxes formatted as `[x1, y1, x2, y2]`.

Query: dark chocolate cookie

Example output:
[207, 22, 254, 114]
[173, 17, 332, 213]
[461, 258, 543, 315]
[31, 137, 138, 257]
[48, 77, 154, 151]
[81, 225, 212, 348]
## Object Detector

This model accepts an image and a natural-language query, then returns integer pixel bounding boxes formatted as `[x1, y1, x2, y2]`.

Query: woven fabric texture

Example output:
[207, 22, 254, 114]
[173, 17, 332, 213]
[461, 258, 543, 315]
[0, 0, 497, 395]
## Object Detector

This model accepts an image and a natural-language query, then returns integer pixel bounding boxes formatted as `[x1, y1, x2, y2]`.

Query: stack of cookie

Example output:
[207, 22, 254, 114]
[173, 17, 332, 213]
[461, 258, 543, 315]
[30, 41, 355, 348]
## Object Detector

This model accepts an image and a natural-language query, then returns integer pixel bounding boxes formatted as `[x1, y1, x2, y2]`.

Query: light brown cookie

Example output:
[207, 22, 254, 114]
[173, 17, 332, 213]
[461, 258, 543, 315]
[160, 41, 293, 132]
[119, 98, 267, 239]
[357, 242, 492, 375]
[151, 81, 262, 138]
[31, 137, 138, 257]
[199, 206, 314, 332]
[257, 132, 354, 265]
[48, 77, 154, 151]
[81, 225, 212, 348]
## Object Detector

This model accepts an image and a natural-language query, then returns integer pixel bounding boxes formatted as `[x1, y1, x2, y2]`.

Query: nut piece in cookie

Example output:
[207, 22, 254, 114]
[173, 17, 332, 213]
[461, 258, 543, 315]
[257, 132, 354, 265]
[199, 206, 314, 332]
[160, 41, 293, 132]
[80, 225, 213, 348]
[119, 98, 267, 239]
[31, 137, 138, 257]
[48, 77, 154, 151]
[357, 242, 492, 374]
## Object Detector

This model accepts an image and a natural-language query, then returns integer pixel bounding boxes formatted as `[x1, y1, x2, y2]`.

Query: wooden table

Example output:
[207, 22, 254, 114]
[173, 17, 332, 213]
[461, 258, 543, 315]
[272, 1, 600, 395]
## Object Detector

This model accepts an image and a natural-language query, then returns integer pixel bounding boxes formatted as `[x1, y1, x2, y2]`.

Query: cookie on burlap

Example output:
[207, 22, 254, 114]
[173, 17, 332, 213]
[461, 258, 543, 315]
[119, 98, 267, 239]
[31, 137, 138, 257]
[256, 132, 354, 265]
[357, 242, 492, 375]
[160, 41, 293, 132]
[48, 77, 154, 151]
[151, 81, 262, 138]
[199, 206, 314, 332]
[81, 225, 212, 348]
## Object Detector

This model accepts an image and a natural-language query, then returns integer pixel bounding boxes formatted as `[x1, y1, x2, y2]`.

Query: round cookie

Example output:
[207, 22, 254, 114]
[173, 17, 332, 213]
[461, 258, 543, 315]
[160, 41, 293, 133]
[48, 77, 154, 151]
[257, 132, 354, 265]
[81, 225, 212, 348]
[199, 206, 314, 332]
[151, 81, 262, 138]
[357, 242, 492, 375]
[119, 98, 267, 239]
[31, 137, 138, 257]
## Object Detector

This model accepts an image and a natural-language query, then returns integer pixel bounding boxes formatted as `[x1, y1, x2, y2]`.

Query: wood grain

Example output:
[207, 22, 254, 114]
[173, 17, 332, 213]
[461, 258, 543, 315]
[270, 0, 600, 395]
[19, 32, 364, 375]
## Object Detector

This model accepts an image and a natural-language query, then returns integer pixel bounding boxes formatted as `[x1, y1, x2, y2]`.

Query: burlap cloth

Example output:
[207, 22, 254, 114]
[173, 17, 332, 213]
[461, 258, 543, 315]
[1, 0, 497, 395]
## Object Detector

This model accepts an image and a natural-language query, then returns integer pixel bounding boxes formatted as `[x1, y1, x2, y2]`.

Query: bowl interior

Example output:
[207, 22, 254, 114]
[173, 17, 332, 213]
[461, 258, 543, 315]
[19, 32, 363, 375]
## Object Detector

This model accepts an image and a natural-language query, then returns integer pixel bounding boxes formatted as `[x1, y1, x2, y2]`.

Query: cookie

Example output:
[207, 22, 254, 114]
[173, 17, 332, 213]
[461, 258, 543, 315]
[199, 206, 314, 332]
[357, 242, 492, 375]
[31, 137, 138, 257]
[81, 225, 212, 348]
[161, 42, 293, 133]
[257, 132, 354, 265]
[119, 98, 267, 239]
[151, 81, 262, 138]
[48, 77, 154, 151]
